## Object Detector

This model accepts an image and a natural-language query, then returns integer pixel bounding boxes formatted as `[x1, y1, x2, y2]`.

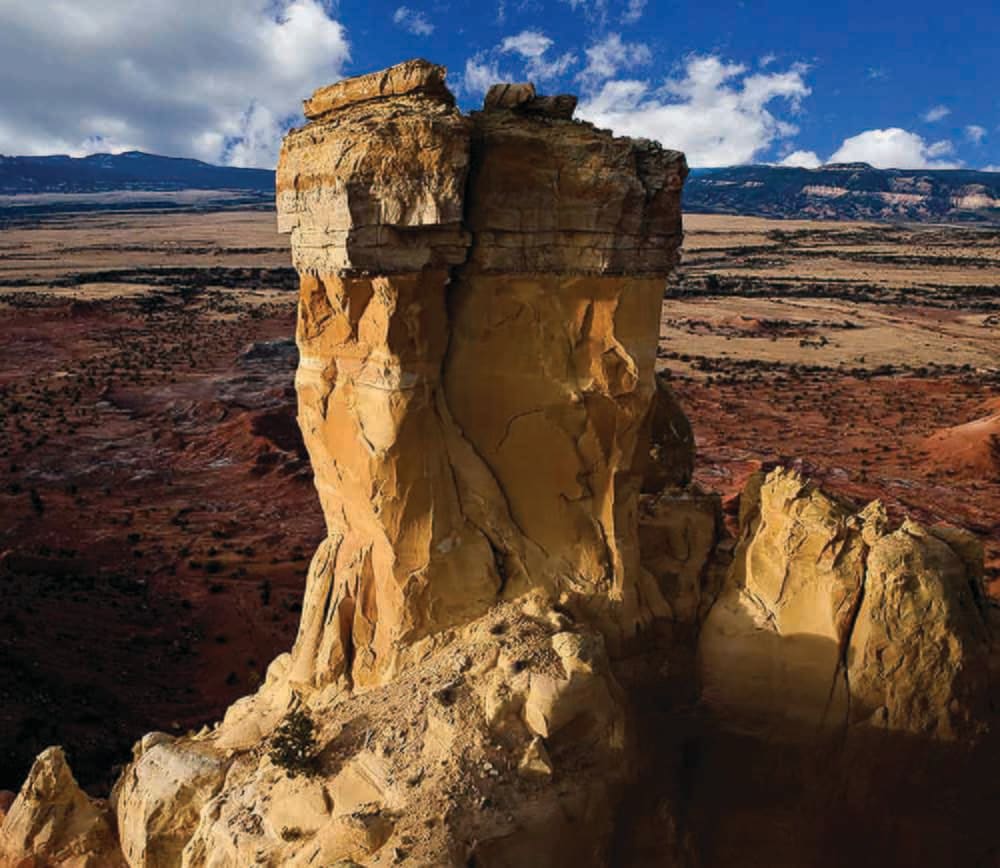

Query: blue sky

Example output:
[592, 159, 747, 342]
[0, 0, 996, 170]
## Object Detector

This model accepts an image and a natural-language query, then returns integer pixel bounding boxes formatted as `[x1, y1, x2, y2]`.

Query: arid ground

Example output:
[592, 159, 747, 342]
[1, 208, 997, 792]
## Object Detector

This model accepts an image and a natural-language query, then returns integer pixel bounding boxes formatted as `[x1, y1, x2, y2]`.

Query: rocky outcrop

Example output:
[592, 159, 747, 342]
[0, 747, 124, 867]
[692, 468, 996, 867]
[112, 735, 229, 868]
[276, 59, 686, 691]
[3, 59, 997, 868]
[33, 59, 684, 868]
[699, 467, 992, 741]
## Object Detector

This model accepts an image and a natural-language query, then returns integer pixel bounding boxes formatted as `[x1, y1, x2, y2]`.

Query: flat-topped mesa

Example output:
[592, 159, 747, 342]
[276, 59, 689, 688]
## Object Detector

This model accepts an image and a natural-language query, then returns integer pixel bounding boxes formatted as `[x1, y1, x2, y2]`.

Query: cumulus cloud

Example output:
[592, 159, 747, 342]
[922, 105, 950, 123]
[780, 150, 822, 168]
[393, 6, 434, 36]
[468, 30, 576, 91]
[500, 30, 553, 57]
[578, 33, 652, 88]
[576, 55, 810, 167]
[966, 124, 987, 144]
[0, 0, 349, 167]
[463, 54, 507, 96]
[828, 128, 960, 169]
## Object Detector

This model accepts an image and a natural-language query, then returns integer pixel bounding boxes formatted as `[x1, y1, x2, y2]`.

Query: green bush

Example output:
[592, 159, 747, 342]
[268, 708, 317, 777]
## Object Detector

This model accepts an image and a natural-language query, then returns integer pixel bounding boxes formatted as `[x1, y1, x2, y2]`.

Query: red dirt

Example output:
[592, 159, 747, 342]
[0, 291, 323, 792]
[920, 398, 1000, 479]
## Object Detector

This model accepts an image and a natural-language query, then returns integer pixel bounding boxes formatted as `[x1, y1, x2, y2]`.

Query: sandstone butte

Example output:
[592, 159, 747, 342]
[1, 59, 997, 868]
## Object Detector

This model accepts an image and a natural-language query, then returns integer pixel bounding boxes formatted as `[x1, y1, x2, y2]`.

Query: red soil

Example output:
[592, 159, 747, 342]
[921, 398, 1000, 479]
[0, 294, 323, 792]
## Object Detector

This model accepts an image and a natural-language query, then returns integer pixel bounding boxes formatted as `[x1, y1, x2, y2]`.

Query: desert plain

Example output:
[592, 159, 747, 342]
[0, 206, 997, 793]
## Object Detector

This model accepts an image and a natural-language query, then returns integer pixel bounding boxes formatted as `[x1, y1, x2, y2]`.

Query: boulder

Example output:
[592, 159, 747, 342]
[484, 82, 536, 110]
[113, 739, 229, 868]
[303, 58, 452, 120]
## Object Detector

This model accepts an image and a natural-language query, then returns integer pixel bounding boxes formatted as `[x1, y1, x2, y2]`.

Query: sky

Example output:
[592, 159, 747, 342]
[0, 0, 996, 171]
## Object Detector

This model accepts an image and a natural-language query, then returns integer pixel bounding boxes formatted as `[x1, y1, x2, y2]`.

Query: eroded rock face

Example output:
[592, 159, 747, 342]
[692, 467, 997, 867]
[113, 735, 229, 868]
[276, 60, 687, 690]
[847, 519, 992, 739]
[699, 467, 992, 741]
[0, 747, 125, 867]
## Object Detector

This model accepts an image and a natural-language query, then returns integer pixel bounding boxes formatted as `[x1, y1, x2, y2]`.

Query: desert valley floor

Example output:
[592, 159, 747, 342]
[1, 207, 997, 792]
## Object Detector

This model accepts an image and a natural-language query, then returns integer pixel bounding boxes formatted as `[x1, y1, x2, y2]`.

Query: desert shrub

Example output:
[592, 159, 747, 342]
[269, 708, 318, 777]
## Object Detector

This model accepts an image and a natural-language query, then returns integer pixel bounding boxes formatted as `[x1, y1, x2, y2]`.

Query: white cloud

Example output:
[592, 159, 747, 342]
[759, 53, 777, 68]
[966, 124, 987, 144]
[622, 0, 646, 24]
[463, 54, 506, 96]
[578, 33, 652, 88]
[528, 52, 578, 81]
[828, 128, 960, 169]
[0, 0, 349, 167]
[577, 55, 810, 167]
[501, 31, 553, 58]
[780, 149, 822, 168]
[983, 165, 1000, 172]
[393, 6, 434, 36]
[922, 105, 950, 123]
[483, 30, 577, 86]
[560, 0, 609, 21]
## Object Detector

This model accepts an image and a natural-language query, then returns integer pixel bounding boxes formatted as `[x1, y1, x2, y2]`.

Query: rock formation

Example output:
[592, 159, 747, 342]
[701, 467, 992, 740]
[694, 468, 996, 867]
[1, 60, 996, 868]
[275, 59, 686, 690]
[0, 747, 124, 867]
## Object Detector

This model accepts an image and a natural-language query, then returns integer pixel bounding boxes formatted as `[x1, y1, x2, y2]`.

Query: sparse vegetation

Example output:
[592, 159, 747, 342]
[268, 707, 318, 777]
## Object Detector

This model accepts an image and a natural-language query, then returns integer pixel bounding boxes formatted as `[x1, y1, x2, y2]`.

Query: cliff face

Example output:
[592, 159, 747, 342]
[1, 61, 996, 868]
[275, 60, 686, 689]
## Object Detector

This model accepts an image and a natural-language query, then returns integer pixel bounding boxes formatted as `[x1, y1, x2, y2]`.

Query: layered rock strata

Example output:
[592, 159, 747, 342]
[276, 57, 687, 690]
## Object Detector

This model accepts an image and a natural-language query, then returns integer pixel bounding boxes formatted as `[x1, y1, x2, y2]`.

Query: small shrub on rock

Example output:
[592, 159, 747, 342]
[268, 708, 318, 777]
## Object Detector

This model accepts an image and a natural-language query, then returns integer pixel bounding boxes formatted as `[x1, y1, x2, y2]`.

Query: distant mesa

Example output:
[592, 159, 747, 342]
[4, 144, 999, 224]
[0, 150, 274, 196]
[685, 161, 1000, 222]
[819, 161, 877, 170]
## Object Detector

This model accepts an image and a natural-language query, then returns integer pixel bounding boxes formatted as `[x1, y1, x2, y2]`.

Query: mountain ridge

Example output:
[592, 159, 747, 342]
[685, 162, 1000, 222]
[0, 150, 273, 195]
[3, 149, 1000, 224]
